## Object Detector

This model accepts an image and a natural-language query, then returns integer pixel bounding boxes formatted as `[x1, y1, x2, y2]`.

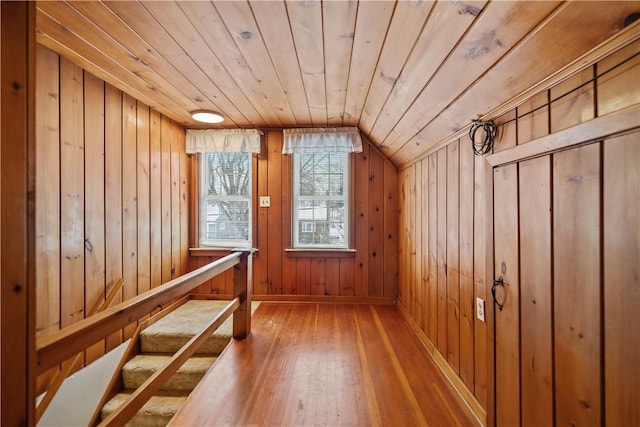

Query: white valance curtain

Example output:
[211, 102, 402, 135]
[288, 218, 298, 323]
[282, 127, 363, 154]
[185, 129, 263, 153]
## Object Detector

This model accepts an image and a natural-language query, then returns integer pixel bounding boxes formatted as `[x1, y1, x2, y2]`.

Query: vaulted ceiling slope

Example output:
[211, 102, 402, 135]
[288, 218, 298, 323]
[35, 1, 640, 167]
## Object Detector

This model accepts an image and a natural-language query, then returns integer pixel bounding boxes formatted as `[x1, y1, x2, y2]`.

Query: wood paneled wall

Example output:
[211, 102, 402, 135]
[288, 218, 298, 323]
[191, 130, 399, 302]
[35, 45, 190, 384]
[397, 40, 639, 417]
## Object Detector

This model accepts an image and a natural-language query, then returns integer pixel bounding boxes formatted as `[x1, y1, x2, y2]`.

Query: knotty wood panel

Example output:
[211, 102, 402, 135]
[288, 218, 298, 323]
[597, 40, 640, 116]
[427, 154, 438, 341]
[137, 102, 151, 296]
[34, 46, 190, 382]
[160, 116, 173, 285]
[458, 138, 475, 390]
[1, 4, 36, 423]
[436, 149, 447, 354]
[519, 156, 553, 426]
[59, 57, 86, 348]
[369, 149, 385, 297]
[493, 163, 520, 427]
[553, 144, 602, 426]
[104, 83, 123, 351]
[35, 44, 60, 339]
[550, 68, 595, 133]
[603, 132, 640, 426]
[149, 110, 162, 290]
[122, 93, 138, 339]
[83, 72, 106, 364]
[383, 159, 398, 298]
[267, 132, 283, 294]
[355, 143, 371, 297]
[517, 91, 549, 145]
[420, 158, 430, 330]
[446, 141, 460, 373]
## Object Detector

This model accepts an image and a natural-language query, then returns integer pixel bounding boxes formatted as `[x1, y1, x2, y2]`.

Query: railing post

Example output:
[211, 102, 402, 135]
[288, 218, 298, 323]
[233, 250, 253, 339]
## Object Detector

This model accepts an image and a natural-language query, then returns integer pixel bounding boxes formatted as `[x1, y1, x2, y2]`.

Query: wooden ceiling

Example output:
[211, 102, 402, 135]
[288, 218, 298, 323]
[35, 1, 640, 166]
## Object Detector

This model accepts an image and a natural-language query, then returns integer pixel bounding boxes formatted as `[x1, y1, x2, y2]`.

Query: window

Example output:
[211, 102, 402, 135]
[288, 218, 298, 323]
[292, 152, 349, 248]
[198, 152, 251, 247]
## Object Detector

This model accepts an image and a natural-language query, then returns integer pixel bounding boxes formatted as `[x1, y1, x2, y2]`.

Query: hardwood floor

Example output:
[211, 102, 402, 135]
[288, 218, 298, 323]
[169, 303, 478, 426]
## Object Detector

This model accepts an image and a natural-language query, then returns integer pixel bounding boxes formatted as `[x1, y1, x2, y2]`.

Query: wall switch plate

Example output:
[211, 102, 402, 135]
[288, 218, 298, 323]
[476, 297, 485, 322]
[259, 196, 271, 207]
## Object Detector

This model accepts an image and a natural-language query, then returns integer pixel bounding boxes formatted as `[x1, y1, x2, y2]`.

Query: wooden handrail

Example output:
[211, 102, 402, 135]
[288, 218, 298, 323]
[36, 251, 246, 375]
[99, 298, 241, 426]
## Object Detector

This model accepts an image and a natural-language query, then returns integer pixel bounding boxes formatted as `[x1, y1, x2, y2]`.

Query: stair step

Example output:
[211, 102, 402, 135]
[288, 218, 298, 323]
[101, 393, 187, 427]
[122, 355, 216, 391]
[140, 300, 234, 354]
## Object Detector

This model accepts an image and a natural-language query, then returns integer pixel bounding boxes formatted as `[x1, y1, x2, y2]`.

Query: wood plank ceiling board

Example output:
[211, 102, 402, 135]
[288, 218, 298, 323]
[322, 0, 358, 125]
[359, 0, 436, 138]
[57, 1, 219, 123]
[250, 0, 311, 125]
[342, 0, 396, 126]
[391, 0, 640, 165]
[171, 2, 264, 127]
[384, 0, 563, 156]
[286, 0, 327, 126]
[35, 4, 195, 124]
[103, 0, 250, 127]
[141, 1, 270, 126]
[211, 0, 296, 127]
[372, 0, 488, 153]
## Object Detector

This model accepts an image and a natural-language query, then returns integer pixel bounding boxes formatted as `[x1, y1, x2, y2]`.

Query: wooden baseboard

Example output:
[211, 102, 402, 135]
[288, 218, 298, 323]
[190, 293, 396, 305]
[253, 295, 396, 304]
[397, 302, 487, 427]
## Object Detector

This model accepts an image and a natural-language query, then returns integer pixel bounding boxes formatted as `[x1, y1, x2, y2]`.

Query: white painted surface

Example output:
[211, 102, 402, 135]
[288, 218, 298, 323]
[37, 340, 130, 427]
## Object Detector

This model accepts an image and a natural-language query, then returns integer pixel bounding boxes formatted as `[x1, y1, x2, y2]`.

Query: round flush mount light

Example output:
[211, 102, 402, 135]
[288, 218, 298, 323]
[191, 110, 224, 124]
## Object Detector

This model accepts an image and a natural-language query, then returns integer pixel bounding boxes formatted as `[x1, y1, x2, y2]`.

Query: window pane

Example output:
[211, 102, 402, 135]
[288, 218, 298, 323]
[293, 151, 348, 248]
[199, 152, 251, 247]
[204, 152, 250, 196]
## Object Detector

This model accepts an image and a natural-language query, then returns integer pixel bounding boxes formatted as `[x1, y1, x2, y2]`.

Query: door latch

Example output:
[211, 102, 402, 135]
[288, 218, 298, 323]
[492, 277, 505, 311]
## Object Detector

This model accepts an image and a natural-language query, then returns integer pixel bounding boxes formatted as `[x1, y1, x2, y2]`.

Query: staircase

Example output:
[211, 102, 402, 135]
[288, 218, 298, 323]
[100, 300, 238, 427]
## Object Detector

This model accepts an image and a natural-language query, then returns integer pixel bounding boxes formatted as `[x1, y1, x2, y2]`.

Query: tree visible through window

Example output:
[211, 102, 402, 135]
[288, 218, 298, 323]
[293, 152, 348, 248]
[199, 152, 251, 247]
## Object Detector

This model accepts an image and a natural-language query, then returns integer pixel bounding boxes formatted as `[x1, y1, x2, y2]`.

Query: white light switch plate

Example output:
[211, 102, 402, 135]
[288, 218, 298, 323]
[476, 297, 485, 322]
[259, 196, 271, 207]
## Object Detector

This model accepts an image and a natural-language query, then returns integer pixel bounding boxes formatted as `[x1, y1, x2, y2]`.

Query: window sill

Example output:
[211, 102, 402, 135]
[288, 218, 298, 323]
[285, 248, 356, 258]
[190, 247, 256, 257]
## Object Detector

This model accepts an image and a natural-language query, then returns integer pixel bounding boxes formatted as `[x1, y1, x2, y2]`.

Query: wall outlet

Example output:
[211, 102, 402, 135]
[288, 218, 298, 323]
[476, 297, 485, 322]
[259, 196, 271, 207]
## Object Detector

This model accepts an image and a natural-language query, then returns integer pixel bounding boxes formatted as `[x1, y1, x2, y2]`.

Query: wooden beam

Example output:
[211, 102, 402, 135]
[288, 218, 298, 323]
[486, 104, 640, 167]
[0, 2, 36, 425]
[233, 252, 252, 339]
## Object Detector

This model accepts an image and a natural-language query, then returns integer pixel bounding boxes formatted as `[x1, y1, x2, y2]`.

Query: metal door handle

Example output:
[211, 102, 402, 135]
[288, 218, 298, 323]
[492, 277, 505, 311]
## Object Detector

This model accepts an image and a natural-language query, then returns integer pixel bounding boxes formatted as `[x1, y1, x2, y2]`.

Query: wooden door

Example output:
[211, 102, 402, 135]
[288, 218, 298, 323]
[492, 131, 639, 426]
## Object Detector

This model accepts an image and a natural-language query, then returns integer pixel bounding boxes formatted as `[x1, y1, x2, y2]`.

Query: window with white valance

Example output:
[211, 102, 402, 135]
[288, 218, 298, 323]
[282, 127, 362, 154]
[188, 129, 262, 248]
[186, 128, 262, 154]
[283, 127, 361, 249]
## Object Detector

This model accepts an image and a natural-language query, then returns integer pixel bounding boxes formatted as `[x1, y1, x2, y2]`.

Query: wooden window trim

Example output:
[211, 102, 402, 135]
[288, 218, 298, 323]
[284, 248, 356, 258]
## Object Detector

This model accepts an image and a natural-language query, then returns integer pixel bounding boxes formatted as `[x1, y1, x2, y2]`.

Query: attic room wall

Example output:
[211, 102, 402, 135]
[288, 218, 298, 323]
[396, 39, 639, 417]
[34, 45, 190, 390]
[190, 131, 399, 302]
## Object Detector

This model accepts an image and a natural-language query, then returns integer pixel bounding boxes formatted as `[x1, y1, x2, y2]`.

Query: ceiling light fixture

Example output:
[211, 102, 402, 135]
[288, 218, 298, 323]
[191, 110, 224, 124]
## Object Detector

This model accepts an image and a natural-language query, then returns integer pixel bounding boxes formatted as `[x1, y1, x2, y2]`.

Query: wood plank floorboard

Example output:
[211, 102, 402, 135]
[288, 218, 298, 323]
[169, 303, 477, 426]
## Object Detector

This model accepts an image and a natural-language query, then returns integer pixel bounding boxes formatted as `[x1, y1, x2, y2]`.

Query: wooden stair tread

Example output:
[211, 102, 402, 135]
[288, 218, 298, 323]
[101, 393, 187, 427]
[122, 355, 216, 391]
